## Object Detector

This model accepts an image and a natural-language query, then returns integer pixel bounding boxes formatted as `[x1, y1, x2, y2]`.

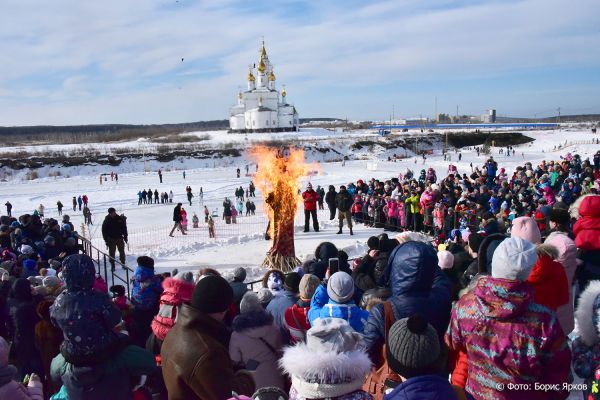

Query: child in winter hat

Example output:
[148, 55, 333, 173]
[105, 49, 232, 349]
[0, 337, 44, 400]
[280, 318, 372, 400]
[384, 314, 468, 399]
[50, 254, 124, 366]
[510, 216, 542, 244]
[491, 237, 537, 281]
[151, 270, 196, 342]
[308, 272, 369, 333]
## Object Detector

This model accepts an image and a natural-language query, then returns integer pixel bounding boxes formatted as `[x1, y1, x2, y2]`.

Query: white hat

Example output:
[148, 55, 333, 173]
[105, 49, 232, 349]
[491, 237, 537, 281]
[437, 251, 454, 270]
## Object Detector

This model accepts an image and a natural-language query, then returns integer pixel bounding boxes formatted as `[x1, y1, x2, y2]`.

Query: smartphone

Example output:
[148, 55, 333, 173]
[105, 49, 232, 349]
[328, 258, 340, 275]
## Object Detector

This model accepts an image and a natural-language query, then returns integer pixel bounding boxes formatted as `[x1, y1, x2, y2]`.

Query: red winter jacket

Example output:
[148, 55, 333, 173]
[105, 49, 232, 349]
[151, 277, 194, 341]
[302, 190, 319, 211]
[573, 195, 600, 251]
[284, 303, 311, 344]
[526, 250, 569, 311]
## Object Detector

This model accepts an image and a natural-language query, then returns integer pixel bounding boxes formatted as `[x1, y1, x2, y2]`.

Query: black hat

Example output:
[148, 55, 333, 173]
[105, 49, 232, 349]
[137, 256, 155, 270]
[468, 233, 485, 254]
[109, 284, 126, 297]
[191, 275, 233, 313]
[284, 272, 302, 294]
[386, 314, 440, 378]
[549, 208, 570, 226]
[107, 207, 116, 214]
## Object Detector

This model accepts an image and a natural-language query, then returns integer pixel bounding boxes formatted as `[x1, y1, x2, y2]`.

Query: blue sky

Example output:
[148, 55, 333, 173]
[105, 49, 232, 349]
[0, 0, 599, 125]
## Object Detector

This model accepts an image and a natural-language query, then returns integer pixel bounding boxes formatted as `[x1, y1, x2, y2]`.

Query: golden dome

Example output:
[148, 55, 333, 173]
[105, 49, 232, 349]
[257, 59, 266, 74]
[247, 71, 255, 82]
[281, 87, 287, 97]
[268, 71, 276, 81]
[238, 91, 243, 99]
[260, 44, 267, 58]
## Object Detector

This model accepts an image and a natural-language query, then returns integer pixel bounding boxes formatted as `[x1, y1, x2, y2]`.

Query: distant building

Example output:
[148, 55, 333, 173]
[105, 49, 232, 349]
[229, 41, 299, 133]
[481, 109, 497, 123]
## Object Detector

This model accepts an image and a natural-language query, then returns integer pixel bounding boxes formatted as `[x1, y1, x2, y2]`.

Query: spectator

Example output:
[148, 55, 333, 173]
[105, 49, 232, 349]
[280, 318, 372, 400]
[284, 274, 320, 344]
[446, 237, 571, 399]
[160, 275, 255, 399]
[230, 292, 285, 390]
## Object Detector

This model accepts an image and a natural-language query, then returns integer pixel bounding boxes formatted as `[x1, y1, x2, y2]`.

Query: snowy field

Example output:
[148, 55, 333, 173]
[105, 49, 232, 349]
[1, 127, 599, 282]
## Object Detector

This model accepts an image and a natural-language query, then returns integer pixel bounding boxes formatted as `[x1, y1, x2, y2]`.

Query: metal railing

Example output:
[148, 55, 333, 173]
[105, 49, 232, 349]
[78, 234, 134, 298]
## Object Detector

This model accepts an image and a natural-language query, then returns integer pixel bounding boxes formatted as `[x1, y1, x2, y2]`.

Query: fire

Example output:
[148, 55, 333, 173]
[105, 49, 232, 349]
[249, 145, 314, 271]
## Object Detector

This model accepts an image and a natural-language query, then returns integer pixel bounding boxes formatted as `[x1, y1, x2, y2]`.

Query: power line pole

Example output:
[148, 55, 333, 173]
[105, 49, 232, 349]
[557, 107, 561, 129]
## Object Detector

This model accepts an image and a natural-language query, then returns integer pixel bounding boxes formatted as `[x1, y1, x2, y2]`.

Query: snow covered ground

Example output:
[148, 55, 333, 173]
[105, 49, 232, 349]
[1, 126, 599, 282]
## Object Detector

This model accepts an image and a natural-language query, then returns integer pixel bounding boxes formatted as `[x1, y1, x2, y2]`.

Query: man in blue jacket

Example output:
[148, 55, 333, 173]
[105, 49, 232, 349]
[363, 241, 451, 355]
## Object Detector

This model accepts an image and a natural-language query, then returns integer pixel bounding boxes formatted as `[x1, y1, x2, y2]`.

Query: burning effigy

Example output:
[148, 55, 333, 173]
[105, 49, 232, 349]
[249, 146, 311, 272]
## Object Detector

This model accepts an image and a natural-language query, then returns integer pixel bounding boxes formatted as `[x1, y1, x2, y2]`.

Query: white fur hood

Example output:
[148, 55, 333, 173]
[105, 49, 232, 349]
[280, 343, 371, 398]
[575, 280, 600, 346]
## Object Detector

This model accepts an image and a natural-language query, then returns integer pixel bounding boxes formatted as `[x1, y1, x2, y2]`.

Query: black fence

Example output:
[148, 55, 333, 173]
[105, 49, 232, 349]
[78, 235, 133, 298]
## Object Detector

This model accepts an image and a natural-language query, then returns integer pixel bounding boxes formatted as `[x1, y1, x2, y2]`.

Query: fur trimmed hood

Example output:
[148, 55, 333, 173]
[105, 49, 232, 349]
[536, 243, 559, 260]
[232, 310, 273, 332]
[575, 280, 600, 346]
[280, 342, 371, 398]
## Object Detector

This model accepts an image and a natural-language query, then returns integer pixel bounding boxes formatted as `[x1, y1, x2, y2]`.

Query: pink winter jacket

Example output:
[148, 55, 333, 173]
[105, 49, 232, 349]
[545, 231, 578, 334]
[0, 378, 43, 400]
[419, 190, 434, 209]
[151, 277, 195, 341]
[387, 201, 398, 218]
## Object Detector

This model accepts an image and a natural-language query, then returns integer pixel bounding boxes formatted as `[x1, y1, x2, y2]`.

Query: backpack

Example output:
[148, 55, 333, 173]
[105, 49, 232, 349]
[362, 301, 401, 399]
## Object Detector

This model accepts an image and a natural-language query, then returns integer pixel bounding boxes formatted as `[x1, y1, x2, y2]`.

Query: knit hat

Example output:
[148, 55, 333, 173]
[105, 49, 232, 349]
[306, 318, 362, 354]
[284, 272, 302, 294]
[191, 275, 233, 313]
[174, 270, 194, 284]
[43, 276, 61, 289]
[549, 208, 570, 226]
[491, 237, 538, 281]
[20, 244, 34, 255]
[137, 256, 155, 270]
[510, 216, 541, 244]
[240, 291, 263, 314]
[437, 251, 454, 270]
[109, 284, 126, 297]
[257, 287, 273, 306]
[23, 258, 37, 271]
[387, 314, 440, 378]
[233, 267, 247, 282]
[298, 274, 320, 300]
[327, 272, 354, 303]
[468, 233, 484, 254]
[307, 182, 313, 190]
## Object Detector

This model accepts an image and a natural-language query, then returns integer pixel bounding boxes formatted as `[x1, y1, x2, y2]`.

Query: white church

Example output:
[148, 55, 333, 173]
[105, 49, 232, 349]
[229, 42, 299, 133]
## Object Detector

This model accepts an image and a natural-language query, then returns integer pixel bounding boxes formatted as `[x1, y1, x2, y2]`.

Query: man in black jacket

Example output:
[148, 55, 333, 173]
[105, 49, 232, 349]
[335, 185, 353, 235]
[169, 203, 187, 237]
[325, 185, 337, 220]
[101, 207, 128, 270]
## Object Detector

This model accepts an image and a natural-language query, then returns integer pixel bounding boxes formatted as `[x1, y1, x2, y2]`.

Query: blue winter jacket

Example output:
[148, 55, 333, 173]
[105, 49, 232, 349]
[131, 266, 163, 311]
[385, 374, 473, 400]
[308, 284, 369, 333]
[363, 241, 452, 351]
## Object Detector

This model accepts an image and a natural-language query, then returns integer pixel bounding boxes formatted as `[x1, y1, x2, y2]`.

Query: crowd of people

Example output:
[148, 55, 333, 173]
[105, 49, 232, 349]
[138, 189, 174, 205]
[1, 149, 600, 399]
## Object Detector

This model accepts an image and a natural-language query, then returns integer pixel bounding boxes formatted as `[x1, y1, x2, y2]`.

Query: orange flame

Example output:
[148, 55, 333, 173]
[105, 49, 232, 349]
[249, 146, 314, 241]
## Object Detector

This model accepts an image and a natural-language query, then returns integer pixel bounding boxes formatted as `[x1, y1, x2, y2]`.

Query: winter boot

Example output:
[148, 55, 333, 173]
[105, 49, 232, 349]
[350, 227, 354, 235]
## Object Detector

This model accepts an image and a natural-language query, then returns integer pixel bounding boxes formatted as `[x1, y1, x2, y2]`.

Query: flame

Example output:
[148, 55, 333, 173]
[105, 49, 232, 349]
[248, 146, 317, 270]
[250, 146, 311, 237]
